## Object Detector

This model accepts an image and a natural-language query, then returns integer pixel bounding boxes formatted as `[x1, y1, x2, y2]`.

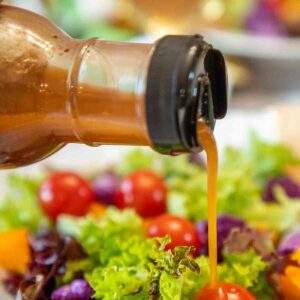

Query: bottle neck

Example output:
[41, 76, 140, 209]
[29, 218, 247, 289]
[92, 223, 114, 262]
[40, 36, 227, 153]
[44, 39, 154, 147]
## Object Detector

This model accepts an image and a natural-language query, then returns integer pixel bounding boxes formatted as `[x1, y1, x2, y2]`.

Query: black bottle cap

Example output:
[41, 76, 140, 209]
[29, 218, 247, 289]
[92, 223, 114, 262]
[145, 35, 227, 154]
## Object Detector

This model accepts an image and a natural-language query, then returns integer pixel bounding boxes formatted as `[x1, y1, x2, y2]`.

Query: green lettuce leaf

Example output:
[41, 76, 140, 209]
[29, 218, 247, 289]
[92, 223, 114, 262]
[87, 266, 149, 300]
[181, 256, 210, 299]
[243, 186, 300, 232]
[181, 250, 273, 299]
[0, 175, 50, 233]
[220, 249, 268, 288]
[159, 271, 183, 300]
[246, 133, 300, 184]
[220, 250, 274, 299]
[58, 209, 199, 300]
[58, 208, 144, 266]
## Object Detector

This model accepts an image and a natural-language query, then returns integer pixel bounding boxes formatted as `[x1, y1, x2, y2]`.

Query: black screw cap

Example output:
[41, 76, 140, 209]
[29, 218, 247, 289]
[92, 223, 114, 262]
[145, 35, 228, 154]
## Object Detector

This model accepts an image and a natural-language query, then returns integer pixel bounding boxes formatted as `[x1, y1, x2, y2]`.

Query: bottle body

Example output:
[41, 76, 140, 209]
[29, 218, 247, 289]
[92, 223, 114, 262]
[0, 5, 153, 168]
[0, 4, 227, 169]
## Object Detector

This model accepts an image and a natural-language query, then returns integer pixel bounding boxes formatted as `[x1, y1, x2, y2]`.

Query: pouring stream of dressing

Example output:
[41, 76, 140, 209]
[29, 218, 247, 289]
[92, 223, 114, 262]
[197, 118, 218, 287]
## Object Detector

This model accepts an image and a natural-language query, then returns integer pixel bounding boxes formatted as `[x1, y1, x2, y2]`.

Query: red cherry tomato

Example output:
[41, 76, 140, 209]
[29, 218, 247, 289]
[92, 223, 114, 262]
[147, 214, 201, 256]
[38, 172, 95, 220]
[116, 170, 167, 218]
[196, 283, 256, 300]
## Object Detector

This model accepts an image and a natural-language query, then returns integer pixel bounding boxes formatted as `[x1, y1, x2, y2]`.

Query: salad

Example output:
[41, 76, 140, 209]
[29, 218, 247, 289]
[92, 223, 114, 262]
[1, 134, 300, 299]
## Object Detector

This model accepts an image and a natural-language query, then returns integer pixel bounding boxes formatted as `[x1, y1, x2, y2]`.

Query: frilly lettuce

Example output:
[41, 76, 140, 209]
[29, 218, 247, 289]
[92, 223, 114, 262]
[182, 250, 273, 299]
[58, 209, 273, 299]
[58, 209, 272, 300]
[57, 209, 199, 300]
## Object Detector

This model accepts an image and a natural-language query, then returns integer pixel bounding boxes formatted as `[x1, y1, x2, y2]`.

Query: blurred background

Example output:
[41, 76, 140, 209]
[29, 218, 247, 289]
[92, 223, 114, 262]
[1, 2, 300, 298]
[1, 0, 300, 171]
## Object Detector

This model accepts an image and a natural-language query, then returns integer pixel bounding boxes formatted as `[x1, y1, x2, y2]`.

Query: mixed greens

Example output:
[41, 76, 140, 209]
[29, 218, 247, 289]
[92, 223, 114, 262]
[1, 135, 300, 299]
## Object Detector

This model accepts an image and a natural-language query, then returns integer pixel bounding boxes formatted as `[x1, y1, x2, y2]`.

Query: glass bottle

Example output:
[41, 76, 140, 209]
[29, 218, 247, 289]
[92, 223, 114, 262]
[0, 4, 227, 168]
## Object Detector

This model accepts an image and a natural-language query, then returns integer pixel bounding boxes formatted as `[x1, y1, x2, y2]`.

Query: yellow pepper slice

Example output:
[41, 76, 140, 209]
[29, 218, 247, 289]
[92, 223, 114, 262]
[0, 228, 31, 274]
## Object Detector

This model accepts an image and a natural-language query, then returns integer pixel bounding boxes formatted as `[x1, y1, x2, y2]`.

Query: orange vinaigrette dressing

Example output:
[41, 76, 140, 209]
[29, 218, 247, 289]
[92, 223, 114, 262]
[197, 119, 218, 287]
